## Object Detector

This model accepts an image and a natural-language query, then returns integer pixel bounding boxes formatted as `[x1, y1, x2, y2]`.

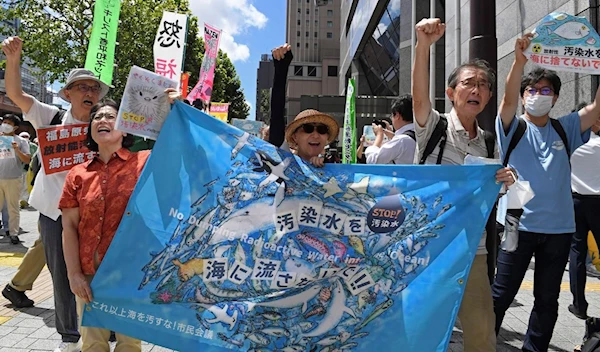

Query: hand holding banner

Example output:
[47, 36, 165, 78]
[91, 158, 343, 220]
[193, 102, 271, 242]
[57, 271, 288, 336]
[84, 102, 502, 352]
[115, 66, 178, 140]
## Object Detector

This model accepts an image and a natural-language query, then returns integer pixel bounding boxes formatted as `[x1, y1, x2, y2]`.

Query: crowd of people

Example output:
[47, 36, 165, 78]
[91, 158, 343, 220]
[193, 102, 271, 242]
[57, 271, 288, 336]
[0, 15, 598, 352]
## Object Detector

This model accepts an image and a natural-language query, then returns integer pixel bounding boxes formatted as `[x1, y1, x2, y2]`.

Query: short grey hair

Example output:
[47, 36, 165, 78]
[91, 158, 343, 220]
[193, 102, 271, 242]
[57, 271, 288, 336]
[447, 59, 496, 90]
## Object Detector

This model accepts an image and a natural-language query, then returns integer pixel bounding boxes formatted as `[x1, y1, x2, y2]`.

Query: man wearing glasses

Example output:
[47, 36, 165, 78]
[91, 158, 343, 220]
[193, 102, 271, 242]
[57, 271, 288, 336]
[412, 18, 515, 352]
[493, 34, 600, 352]
[1, 36, 108, 352]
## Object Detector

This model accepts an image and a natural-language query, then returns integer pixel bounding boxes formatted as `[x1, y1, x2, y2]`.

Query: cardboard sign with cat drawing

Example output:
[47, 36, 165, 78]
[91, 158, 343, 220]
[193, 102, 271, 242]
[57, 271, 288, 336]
[116, 66, 178, 140]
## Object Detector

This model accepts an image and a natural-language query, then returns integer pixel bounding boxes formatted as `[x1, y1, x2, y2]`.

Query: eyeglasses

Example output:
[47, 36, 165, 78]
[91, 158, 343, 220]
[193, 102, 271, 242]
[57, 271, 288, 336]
[92, 113, 116, 121]
[68, 83, 101, 94]
[299, 123, 329, 135]
[459, 79, 491, 91]
[525, 87, 554, 96]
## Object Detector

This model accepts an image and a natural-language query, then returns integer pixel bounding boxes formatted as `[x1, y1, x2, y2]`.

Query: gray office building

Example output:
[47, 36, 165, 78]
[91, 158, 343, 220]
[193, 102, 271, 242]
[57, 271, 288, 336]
[256, 54, 275, 122]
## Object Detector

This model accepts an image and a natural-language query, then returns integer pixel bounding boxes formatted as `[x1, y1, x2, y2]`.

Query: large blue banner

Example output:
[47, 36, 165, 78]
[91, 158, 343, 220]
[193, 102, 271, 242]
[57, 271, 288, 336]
[84, 102, 501, 351]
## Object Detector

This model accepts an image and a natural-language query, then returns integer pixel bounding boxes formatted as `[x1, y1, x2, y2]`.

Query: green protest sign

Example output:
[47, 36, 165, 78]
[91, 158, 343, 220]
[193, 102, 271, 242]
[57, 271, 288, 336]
[84, 0, 121, 85]
[342, 78, 356, 164]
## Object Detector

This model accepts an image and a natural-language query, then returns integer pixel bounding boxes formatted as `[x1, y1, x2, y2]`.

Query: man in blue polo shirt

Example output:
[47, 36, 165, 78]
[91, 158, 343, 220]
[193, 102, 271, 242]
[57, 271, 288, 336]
[492, 34, 600, 352]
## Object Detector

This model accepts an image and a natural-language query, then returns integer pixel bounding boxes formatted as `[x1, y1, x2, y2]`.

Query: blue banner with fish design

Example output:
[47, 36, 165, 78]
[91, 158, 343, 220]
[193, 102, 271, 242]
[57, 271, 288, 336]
[83, 102, 502, 351]
[525, 12, 600, 74]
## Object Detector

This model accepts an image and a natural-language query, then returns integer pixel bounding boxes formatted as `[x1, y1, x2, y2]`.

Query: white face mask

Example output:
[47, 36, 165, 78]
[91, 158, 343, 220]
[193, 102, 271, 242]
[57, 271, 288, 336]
[524, 95, 553, 117]
[0, 123, 15, 134]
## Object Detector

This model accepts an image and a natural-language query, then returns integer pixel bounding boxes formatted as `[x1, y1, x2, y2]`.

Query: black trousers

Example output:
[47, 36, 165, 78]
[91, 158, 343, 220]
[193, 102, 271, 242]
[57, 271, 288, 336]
[569, 194, 600, 313]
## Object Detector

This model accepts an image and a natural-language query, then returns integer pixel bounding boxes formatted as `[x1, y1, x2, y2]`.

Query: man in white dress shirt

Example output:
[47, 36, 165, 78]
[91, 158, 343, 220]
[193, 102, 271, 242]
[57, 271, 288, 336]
[365, 94, 416, 164]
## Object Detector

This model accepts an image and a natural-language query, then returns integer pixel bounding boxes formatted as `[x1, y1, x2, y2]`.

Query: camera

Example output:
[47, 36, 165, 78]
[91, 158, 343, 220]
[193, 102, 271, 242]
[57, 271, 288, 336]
[373, 119, 387, 127]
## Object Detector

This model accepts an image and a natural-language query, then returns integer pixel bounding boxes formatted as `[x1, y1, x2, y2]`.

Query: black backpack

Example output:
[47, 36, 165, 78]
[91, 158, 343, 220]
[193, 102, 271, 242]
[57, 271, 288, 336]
[403, 129, 416, 141]
[30, 110, 65, 186]
[418, 115, 495, 164]
[501, 117, 570, 167]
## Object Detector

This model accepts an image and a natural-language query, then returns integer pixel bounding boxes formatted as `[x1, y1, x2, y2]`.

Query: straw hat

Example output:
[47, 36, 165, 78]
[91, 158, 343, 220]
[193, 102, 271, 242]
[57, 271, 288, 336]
[285, 109, 339, 145]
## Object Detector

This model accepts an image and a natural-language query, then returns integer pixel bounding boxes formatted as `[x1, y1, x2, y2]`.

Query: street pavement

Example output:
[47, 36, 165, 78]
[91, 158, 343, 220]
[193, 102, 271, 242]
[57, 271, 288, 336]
[0, 208, 598, 351]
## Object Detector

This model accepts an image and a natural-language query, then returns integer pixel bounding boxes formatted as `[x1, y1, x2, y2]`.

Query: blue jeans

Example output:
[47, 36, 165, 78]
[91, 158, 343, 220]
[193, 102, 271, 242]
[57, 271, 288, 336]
[492, 230, 572, 352]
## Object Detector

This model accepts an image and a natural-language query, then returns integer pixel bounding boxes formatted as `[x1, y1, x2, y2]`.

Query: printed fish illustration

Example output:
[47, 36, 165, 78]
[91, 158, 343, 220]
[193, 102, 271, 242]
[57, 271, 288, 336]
[217, 332, 244, 347]
[357, 290, 376, 310]
[245, 332, 270, 346]
[231, 132, 250, 160]
[303, 304, 326, 319]
[194, 287, 216, 304]
[260, 327, 290, 337]
[198, 303, 239, 330]
[436, 204, 452, 218]
[301, 280, 356, 338]
[348, 236, 365, 256]
[332, 241, 347, 259]
[549, 21, 590, 40]
[356, 298, 393, 330]
[340, 342, 358, 350]
[316, 335, 340, 346]
[205, 282, 247, 298]
[260, 311, 282, 321]
[297, 233, 330, 257]
[256, 284, 322, 312]
[432, 195, 443, 209]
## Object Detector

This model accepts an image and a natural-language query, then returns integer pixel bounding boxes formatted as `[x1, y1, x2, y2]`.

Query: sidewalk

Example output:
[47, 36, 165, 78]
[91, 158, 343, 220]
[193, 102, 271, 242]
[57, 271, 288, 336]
[0, 209, 598, 352]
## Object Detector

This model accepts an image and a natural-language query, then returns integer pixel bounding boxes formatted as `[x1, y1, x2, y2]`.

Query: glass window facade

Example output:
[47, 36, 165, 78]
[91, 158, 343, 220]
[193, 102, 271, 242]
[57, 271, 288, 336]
[357, 0, 401, 96]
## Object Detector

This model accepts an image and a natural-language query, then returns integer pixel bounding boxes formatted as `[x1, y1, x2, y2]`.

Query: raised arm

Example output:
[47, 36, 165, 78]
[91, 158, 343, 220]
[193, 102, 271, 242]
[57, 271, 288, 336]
[578, 85, 600, 133]
[269, 44, 293, 147]
[412, 18, 445, 127]
[1, 37, 34, 114]
[499, 34, 532, 132]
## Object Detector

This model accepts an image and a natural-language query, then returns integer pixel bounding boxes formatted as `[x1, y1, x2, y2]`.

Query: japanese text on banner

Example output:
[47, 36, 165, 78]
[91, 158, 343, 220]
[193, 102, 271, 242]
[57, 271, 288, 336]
[186, 23, 221, 104]
[524, 12, 600, 74]
[84, 0, 121, 85]
[209, 102, 229, 122]
[37, 124, 93, 175]
[153, 12, 188, 87]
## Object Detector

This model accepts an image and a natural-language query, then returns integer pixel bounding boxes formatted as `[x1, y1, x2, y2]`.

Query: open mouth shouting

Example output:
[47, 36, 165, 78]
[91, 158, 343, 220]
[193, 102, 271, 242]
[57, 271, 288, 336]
[97, 125, 112, 135]
[83, 99, 95, 107]
[466, 99, 480, 106]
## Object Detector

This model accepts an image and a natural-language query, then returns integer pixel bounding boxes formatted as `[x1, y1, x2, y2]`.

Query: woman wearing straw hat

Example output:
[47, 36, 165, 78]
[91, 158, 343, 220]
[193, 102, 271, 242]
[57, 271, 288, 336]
[284, 109, 339, 167]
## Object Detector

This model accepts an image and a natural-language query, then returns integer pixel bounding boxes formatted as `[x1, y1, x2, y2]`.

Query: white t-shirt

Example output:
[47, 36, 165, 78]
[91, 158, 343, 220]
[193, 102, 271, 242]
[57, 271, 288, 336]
[571, 132, 600, 195]
[25, 99, 86, 220]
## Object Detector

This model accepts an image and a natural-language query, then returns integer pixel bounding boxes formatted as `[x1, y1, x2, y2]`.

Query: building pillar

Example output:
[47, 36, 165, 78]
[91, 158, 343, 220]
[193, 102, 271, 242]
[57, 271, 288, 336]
[469, 0, 498, 283]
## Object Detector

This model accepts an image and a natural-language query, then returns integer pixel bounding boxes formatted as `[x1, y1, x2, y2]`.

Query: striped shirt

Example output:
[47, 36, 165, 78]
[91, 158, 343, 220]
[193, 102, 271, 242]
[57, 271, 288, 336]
[414, 108, 499, 255]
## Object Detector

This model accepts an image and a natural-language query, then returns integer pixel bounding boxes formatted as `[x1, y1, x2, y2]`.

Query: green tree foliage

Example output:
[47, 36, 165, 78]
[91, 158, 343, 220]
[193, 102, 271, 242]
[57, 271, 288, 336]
[211, 50, 249, 120]
[0, 0, 250, 118]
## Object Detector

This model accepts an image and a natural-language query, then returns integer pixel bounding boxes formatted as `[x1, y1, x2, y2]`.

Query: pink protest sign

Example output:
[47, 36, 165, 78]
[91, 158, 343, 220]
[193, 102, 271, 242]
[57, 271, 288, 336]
[186, 23, 221, 104]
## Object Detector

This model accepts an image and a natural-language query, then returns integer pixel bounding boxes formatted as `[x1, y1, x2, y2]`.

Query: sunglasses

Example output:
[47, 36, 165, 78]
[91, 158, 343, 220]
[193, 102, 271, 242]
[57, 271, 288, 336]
[298, 123, 329, 135]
